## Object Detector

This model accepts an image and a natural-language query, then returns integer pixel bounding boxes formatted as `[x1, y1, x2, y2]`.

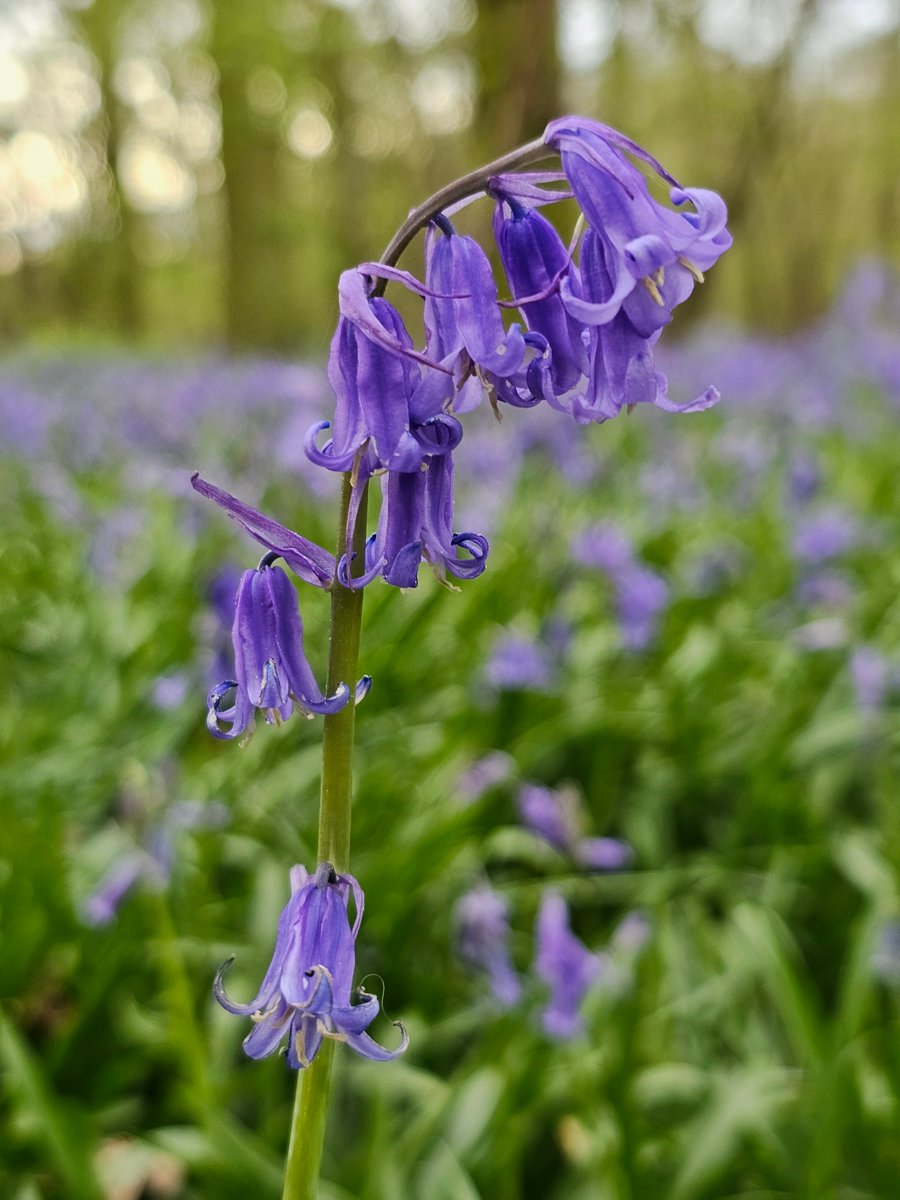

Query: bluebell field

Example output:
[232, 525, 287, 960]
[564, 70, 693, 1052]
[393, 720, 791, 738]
[3, 259, 900, 1198]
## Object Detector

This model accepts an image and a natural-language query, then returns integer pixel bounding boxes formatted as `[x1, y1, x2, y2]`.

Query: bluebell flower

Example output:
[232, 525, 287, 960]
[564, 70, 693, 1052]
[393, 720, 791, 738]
[455, 750, 516, 804]
[83, 800, 228, 927]
[570, 229, 720, 423]
[456, 884, 522, 1007]
[792, 506, 860, 565]
[517, 782, 632, 871]
[850, 646, 895, 712]
[483, 631, 557, 692]
[215, 862, 408, 1068]
[544, 116, 732, 335]
[338, 454, 489, 590]
[493, 196, 588, 397]
[573, 523, 670, 651]
[423, 218, 527, 402]
[207, 563, 369, 740]
[534, 891, 604, 1039]
[616, 562, 670, 652]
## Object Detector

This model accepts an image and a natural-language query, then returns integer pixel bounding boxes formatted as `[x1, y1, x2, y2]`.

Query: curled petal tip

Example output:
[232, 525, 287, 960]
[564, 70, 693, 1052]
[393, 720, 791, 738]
[355, 675, 373, 704]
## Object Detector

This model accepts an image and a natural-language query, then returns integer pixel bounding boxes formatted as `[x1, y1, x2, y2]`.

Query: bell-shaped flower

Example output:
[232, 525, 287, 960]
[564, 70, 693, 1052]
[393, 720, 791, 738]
[215, 862, 408, 1069]
[424, 220, 526, 412]
[493, 197, 588, 396]
[207, 563, 368, 740]
[535, 891, 605, 1040]
[339, 455, 488, 591]
[544, 116, 731, 335]
[456, 884, 522, 1007]
[571, 230, 720, 423]
[307, 294, 426, 474]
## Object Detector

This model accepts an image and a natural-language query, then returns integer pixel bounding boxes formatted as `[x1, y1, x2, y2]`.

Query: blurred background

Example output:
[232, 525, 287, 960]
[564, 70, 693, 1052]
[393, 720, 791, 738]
[4, 2, 900, 1199]
[0, 0, 898, 350]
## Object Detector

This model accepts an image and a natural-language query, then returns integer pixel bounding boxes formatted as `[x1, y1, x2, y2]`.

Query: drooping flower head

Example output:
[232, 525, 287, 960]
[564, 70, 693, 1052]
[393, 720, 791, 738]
[456, 884, 522, 1007]
[544, 116, 731, 336]
[207, 562, 369, 740]
[535, 890, 605, 1039]
[215, 862, 408, 1069]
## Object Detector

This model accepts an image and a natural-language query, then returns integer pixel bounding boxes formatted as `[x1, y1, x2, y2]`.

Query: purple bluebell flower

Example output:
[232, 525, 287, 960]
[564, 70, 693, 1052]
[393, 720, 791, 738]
[518, 782, 632, 870]
[792, 507, 859, 565]
[207, 564, 368, 741]
[493, 196, 588, 396]
[544, 116, 732, 335]
[456, 885, 522, 1007]
[571, 523, 634, 573]
[215, 862, 408, 1068]
[83, 852, 148, 927]
[305, 292, 442, 475]
[574, 524, 669, 651]
[575, 837, 634, 872]
[191, 475, 336, 589]
[517, 783, 576, 851]
[534, 891, 604, 1039]
[616, 562, 670, 652]
[483, 631, 556, 692]
[850, 646, 895, 713]
[424, 219, 526, 395]
[787, 452, 821, 506]
[339, 454, 489, 590]
[568, 229, 720, 423]
[83, 801, 227, 927]
[456, 750, 516, 804]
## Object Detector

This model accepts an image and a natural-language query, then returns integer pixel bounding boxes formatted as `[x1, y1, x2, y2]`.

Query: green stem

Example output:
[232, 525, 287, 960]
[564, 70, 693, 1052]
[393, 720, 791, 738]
[281, 472, 367, 1200]
[279, 133, 557, 1200]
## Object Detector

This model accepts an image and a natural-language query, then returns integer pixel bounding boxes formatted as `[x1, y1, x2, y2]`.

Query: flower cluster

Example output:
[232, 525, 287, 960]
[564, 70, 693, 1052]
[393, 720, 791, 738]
[192, 116, 729, 744]
[215, 863, 407, 1068]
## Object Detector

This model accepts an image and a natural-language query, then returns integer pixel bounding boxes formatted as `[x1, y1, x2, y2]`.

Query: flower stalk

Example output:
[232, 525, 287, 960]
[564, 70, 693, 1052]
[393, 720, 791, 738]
[281, 473, 368, 1200]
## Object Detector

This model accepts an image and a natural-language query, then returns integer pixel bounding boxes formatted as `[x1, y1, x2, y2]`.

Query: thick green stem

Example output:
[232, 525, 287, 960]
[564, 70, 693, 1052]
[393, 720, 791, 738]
[281, 472, 367, 1200]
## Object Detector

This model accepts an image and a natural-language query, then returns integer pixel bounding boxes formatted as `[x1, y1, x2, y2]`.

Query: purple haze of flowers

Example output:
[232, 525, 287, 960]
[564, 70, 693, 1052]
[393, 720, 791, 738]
[206, 564, 370, 741]
[215, 862, 408, 1069]
[456, 885, 522, 1007]
[535, 891, 605, 1039]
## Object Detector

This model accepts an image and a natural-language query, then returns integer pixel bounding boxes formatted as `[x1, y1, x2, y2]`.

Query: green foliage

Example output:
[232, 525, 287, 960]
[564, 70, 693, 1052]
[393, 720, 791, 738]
[2, 338, 899, 1198]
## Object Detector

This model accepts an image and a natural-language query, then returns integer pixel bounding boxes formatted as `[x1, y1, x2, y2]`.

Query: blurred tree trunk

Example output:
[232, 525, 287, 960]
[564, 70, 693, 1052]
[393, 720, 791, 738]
[208, 1, 299, 350]
[72, 0, 142, 337]
[472, 0, 561, 156]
